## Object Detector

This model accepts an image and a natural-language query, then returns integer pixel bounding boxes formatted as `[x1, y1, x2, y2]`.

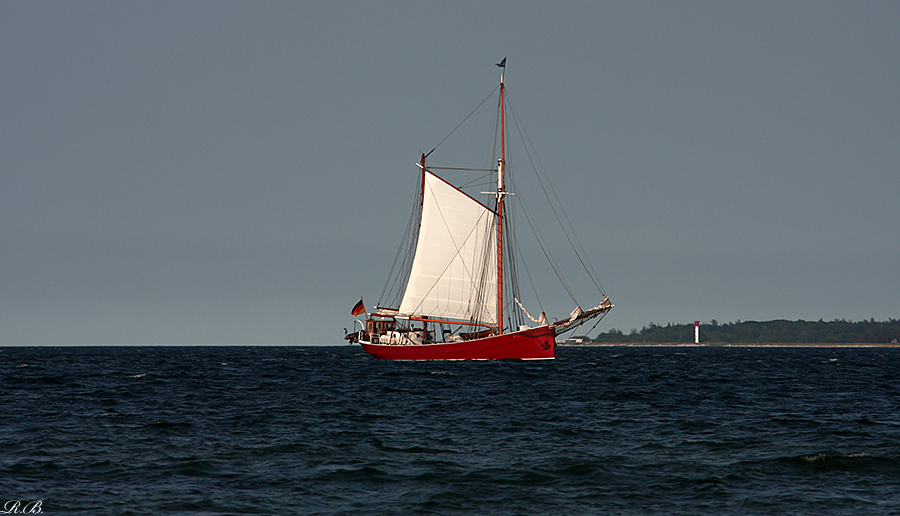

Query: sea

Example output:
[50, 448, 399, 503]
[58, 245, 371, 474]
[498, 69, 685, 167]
[3, 345, 900, 515]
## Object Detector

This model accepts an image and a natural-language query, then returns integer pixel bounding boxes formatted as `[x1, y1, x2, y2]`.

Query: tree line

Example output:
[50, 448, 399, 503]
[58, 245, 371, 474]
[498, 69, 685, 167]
[591, 319, 900, 344]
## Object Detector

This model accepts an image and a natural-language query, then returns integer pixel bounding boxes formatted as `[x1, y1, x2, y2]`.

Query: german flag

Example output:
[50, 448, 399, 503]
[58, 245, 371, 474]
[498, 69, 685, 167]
[351, 299, 366, 316]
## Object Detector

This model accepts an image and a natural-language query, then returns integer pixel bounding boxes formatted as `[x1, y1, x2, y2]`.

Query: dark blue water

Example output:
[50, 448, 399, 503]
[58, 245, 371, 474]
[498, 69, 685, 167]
[3, 346, 900, 515]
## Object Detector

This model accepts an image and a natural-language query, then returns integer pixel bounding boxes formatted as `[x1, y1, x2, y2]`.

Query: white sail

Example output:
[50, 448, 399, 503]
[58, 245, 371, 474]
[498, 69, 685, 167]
[399, 171, 498, 325]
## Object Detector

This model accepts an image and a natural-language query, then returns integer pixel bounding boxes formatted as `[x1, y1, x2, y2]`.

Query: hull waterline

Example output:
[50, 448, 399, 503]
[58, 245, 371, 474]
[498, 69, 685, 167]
[360, 326, 556, 360]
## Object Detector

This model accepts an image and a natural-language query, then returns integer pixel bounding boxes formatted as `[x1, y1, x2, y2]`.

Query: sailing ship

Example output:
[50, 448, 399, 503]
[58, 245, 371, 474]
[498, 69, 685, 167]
[346, 59, 612, 360]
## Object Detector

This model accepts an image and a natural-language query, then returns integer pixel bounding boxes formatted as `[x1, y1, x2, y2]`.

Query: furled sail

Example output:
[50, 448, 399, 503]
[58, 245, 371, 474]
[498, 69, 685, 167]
[399, 171, 498, 325]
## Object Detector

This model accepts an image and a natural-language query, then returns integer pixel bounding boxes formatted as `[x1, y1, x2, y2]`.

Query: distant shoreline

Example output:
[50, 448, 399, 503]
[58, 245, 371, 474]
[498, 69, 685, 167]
[560, 342, 900, 348]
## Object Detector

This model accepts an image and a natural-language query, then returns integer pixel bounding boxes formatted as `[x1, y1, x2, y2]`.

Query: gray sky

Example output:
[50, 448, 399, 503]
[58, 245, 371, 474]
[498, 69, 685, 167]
[2, 2, 898, 345]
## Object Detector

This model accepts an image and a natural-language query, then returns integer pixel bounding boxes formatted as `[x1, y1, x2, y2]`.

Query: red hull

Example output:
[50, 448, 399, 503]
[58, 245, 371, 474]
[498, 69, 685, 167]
[360, 326, 556, 360]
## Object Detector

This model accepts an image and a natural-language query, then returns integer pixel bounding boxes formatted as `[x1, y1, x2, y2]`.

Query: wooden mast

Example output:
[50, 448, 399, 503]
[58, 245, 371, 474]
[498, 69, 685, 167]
[420, 153, 426, 206]
[497, 69, 506, 335]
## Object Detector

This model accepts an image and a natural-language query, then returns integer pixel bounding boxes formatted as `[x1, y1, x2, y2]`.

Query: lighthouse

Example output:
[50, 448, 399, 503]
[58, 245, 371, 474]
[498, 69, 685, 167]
[694, 321, 700, 344]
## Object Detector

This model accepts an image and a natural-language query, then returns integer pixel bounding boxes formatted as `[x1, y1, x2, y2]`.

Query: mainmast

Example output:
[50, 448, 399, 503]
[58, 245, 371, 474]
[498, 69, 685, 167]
[496, 58, 506, 334]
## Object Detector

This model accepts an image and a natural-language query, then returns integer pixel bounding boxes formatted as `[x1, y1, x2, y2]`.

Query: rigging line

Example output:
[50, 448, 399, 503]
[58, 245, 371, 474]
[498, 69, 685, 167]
[392, 230, 418, 307]
[501, 112, 570, 301]
[384, 229, 414, 308]
[530, 139, 607, 296]
[505, 163, 578, 304]
[379, 171, 423, 304]
[425, 84, 500, 159]
[506, 94, 606, 295]
[458, 175, 495, 191]
[488, 91, 502, 171]
[503, 149, 577, 305]
[506, 94, 606, 296]
[510, 220, 544, 311]
[428, 166, 495, 172]
[471, 214, 498, 327]
[584, 311, 609, 337]
[503, 208, 528, 328]
[435, 167, 493, 192]
[384, 174, 424, 308]
[557, 309, 610, 339]
[501, 207, 517, 322]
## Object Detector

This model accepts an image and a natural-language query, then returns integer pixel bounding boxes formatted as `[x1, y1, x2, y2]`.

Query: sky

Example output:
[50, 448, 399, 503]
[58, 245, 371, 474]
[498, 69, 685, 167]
[2, 2, 898, 345]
